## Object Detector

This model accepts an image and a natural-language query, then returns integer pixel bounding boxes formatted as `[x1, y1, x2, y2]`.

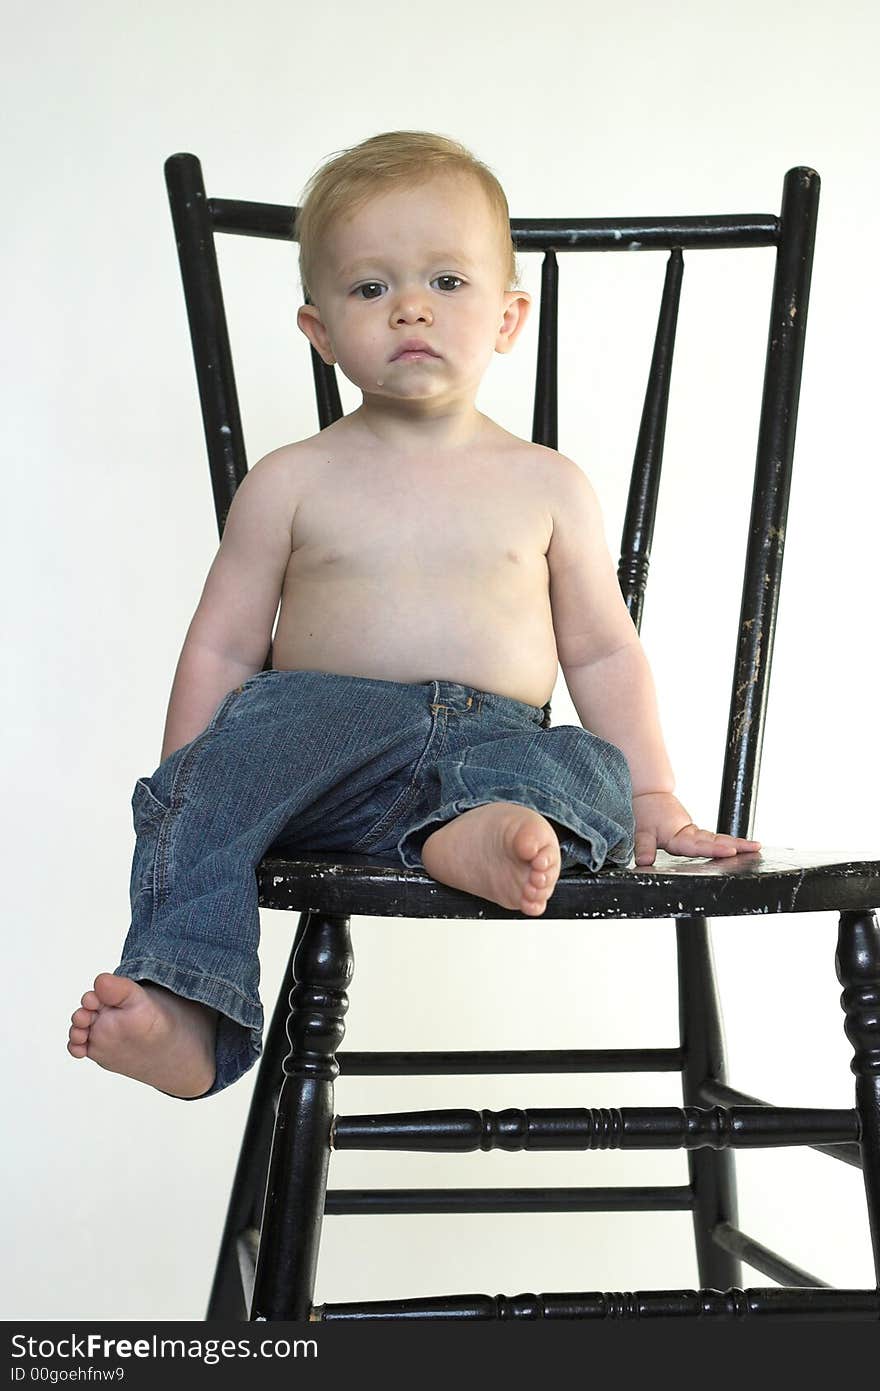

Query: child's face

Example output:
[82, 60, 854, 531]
[297, 174, 530, 410]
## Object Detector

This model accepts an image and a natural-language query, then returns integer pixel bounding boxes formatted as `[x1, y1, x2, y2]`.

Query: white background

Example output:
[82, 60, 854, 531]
[4, 0, 879, 1320]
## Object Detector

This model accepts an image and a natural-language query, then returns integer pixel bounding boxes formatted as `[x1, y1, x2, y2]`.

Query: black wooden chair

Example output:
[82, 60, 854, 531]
[163, 154, 880, 1322]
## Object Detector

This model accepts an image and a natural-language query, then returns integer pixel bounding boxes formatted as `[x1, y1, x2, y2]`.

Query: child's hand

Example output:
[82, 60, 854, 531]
[631, 791, 761, 867]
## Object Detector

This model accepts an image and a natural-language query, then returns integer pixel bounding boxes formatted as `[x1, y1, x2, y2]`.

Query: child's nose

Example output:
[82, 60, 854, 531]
[391, 292, 433, 324]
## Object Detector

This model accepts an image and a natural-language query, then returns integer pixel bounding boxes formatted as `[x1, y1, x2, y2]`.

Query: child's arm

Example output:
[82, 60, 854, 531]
[547, 456, 760, 865]
[158, 453, 296, 763]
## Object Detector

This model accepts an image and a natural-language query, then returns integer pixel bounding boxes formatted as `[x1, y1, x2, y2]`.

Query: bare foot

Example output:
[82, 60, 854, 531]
[421, 802, 563, 916]
[67, 974, 218, 1098]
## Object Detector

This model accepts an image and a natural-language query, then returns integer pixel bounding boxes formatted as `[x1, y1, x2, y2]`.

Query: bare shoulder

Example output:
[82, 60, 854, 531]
[524, 441, 586, 479]
[244, 435, 327, 524]
[482, 426, 573, 484]
[256, 418, 354, 481]
[529, 447, 612, 578]
[518, 443, 599, 518]
[254, 433, 326, 482]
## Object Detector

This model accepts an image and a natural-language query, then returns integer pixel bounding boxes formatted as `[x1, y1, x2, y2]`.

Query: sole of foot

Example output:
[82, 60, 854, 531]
[67, 973, 218, 1099]
[420, 801, 562, 915]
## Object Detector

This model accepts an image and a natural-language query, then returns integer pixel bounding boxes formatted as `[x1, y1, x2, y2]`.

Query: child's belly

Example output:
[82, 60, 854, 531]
[272, 565, 560, 708]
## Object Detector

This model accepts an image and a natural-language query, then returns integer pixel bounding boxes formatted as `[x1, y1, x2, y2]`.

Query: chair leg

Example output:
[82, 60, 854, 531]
[676, 917, 742, 1288]
[249, 911, 354, 1321]
[206, 913, 311, 1320]
[836, 908, 880, 1280]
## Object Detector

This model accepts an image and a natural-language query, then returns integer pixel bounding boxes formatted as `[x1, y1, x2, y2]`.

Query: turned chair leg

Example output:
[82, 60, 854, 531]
[676, 917, 742, 1288]
[836, 907, 880, 1280]
[249, 911, 354, 1321]
[206, 915, 311, 1320]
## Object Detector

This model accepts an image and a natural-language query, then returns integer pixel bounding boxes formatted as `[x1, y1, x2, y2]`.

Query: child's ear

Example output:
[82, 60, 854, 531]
[296, 304, 337, 365]
[495, 290, 532, 355]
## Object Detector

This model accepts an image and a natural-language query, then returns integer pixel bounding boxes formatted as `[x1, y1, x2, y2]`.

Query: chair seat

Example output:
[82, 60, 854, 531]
[257, 845, 880, 920]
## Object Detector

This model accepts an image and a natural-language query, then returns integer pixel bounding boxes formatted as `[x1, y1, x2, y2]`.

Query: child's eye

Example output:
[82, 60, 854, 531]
[353, 277, 464, 298]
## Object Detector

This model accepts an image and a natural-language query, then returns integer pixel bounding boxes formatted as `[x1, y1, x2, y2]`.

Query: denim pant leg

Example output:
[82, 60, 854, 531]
[117, 681, 286, 1098]
[115, 669, 437, 1099]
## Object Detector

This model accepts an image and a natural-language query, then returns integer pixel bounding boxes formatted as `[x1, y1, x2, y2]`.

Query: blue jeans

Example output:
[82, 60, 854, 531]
[115, 670, 635, 1098]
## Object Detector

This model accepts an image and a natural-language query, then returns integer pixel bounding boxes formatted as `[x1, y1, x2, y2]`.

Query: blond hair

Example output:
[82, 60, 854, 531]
[294, 130, 519, 303]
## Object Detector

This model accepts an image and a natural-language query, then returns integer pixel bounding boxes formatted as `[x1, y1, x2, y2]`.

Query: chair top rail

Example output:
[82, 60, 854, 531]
[167, 153, 809, 252]
[203, 189, 781, 251]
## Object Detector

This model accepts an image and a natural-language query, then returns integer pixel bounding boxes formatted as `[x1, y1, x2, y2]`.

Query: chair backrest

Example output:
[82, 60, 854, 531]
[164, 154, 819, 845]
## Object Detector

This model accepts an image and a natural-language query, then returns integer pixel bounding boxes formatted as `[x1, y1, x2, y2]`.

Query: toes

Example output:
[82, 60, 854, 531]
[81, 990, 100, 1011]
[72, 1007, 95, 1027]
[526, 839, 557, 869]
[529, 849, 559, 888]
[93, 972, 136, 1007]
[69, 1025, 89, 1045]
[518, 837, 558, 872]
[67, 1041, 87, 1058]
[522, 876, 556, 908]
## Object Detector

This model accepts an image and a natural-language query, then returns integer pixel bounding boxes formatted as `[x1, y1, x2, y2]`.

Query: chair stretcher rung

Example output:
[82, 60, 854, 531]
[312, 1288, 880, 1321]
[331, 1105, 858, 1152]
[322, 1184, 693, 1214]
[712, 1221, 829, 1288]
[336, 1047, 683, 1074]
[698, 1078, 863, 1169]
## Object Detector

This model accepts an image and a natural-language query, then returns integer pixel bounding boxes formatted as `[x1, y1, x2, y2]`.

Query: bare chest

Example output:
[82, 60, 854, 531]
[285, 454, 553, 590]
[271, 444, 560, 705]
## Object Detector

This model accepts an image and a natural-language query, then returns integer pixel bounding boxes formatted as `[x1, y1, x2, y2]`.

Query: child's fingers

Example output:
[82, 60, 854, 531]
[634, 832, 657, 866]
[702, 831, 761, 857]
[637, 825, 761, 864]
[709, 832, 761, 853]
[666, 825, 755, 858]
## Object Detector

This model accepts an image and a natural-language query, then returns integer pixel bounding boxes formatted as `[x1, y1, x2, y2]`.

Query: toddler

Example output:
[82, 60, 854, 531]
[67, 131, 759, 1100]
